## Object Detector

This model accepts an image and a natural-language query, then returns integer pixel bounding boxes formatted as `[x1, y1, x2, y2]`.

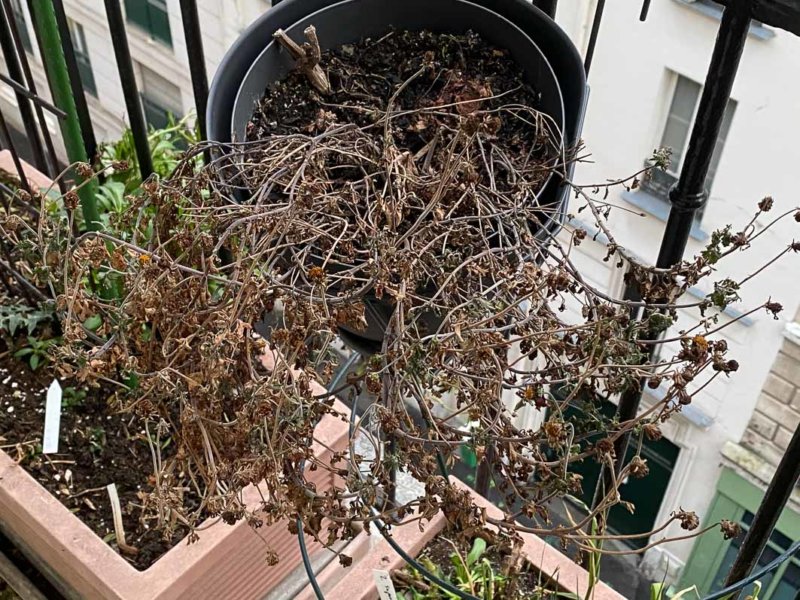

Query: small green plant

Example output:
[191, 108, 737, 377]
[88, 426, 106, 457]
[13, 336, 59, 370]
[399, 538, 508, 600]
[62, 386, 87, 408]
[0, 304, 54, 338]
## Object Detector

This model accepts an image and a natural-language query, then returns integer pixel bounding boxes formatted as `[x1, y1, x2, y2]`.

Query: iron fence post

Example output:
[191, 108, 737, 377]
[0, 2, 48, 173]
[592, 0, 752, 513]
[724, 424, 800, 589]
[583, 0, 606, 75]
[178, 0, 208, 142]
[103, 0, 154, 180]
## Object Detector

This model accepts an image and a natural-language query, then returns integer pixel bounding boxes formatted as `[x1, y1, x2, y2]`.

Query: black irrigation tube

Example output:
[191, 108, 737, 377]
[297, 352, 361, 600]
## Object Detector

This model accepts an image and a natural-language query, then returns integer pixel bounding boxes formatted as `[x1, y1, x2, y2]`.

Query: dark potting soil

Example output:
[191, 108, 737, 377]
[0, 342, 193, 570]
[393, 531, 559, 599]
[248, 28, 553, 182]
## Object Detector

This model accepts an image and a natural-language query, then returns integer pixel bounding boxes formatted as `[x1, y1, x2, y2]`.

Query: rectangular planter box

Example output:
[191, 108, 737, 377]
[0, 398, 350, 600]
[298, 477, 625, 600]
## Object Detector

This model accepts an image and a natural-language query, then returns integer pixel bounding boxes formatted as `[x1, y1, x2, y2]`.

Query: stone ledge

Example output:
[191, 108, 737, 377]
[720, 441, 800, 513]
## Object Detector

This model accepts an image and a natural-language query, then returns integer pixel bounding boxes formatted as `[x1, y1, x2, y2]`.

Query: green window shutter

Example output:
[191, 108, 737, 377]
[124, 0, 149, 32]
[146, 0, 172, 47]
[125, 0, 172, 48]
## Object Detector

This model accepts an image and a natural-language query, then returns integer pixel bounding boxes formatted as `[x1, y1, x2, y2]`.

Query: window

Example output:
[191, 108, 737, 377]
[641, 73, 736, 221]
[139, 64, 182, 130]
[550, 388, 681, 548]
[67, 20, 96, 97]
[708, 512, 800, 599]
[125, 0, 172, 47]
[9, 0, 32, 52]
[675, 1, 774, 40]
[679, 469, 800, 599]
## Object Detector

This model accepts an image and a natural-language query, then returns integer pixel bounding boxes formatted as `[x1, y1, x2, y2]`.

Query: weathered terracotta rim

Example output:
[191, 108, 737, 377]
[298, 477, 625, 600]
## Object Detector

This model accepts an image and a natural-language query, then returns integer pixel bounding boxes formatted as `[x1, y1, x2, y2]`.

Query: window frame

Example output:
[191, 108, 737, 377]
[124, 0, 173, 48]
[136, 62, 183, 130]
[67, 18, 97, 97]
[639, 71, 737, 223]
[9, 0, 32, 53]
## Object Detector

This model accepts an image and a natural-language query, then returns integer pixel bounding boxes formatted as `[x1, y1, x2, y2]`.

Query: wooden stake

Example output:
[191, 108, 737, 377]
[273, 25, 331, 94]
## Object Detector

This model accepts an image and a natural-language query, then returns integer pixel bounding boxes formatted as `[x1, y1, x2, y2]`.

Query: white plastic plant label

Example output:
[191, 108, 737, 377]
[373, 569, 398, 600]
[42, 379, 62, 454]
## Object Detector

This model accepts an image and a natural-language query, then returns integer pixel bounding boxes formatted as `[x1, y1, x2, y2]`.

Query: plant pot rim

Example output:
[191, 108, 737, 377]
[297, 476, 626, 600]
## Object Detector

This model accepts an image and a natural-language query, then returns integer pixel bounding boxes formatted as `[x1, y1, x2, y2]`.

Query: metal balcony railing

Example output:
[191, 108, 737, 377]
[0, 0, 798, 598]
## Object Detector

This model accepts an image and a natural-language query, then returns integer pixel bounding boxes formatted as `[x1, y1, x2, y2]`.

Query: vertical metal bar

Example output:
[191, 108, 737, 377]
[593, 1, 752, 513]
[103, 0, 154, 180]
[725, 425, 800, 587]
[50, 0, 99, 166]
[535, 0, 558, 19]
[583, 0, 606, 75]
[0, 3, 48, 172]
[639, 0, 652, 22]
[179, 0, 208, 142]
[30, 0, 99, 227]
[657, 1, 750, 267]
[12, 0, 68, 193]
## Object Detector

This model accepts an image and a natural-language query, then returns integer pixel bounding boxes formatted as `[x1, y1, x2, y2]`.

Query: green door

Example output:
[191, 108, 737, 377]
[559, 394, 680, 549]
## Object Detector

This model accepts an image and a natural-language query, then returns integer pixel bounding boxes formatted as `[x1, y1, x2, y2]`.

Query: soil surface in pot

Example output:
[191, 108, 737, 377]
[392, 530, 558, 599]
[0, 342, 195, 570]
[246, 28, 559, 262]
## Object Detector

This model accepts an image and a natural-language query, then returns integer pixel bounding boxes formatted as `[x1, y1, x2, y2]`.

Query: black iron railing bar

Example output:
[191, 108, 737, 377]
[724, 421, 800, 590]
[103, 0, 154, 180]
[0, 104, 32, 196]
[0, 72, 65, 118]
[0, 2, 48, 173]
[593, 0, 751, 515]
[178, 0, 209, 145]
[7, 0, 68, 193]
[707, 539, 800, 600]
[583, 0, 605, 75]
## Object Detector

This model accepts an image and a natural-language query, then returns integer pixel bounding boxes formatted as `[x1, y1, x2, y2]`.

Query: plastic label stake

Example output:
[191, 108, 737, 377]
[42, 379, 62, 454]
[373, 570, 398, 600]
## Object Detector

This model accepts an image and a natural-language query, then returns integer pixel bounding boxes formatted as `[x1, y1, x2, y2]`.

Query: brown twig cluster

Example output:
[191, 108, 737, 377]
[2, 30, 799, 568]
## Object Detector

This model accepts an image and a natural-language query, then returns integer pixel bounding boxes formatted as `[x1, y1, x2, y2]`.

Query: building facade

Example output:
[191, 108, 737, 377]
[554, 0, 800, 595]
[0, 0, 270, 155]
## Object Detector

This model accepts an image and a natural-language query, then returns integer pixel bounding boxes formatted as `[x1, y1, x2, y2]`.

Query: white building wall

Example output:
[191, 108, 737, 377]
[556, 0, 800, 578]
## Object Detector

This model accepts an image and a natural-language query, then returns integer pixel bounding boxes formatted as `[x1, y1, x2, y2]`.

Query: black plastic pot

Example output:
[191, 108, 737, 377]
[207, 0, 587, 354]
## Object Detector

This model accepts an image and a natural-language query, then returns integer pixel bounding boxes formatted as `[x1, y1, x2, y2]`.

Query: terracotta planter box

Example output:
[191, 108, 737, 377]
[0, 152, 356, 599]
[0, 395, 350, 600]
[298, 477, 625, 600]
